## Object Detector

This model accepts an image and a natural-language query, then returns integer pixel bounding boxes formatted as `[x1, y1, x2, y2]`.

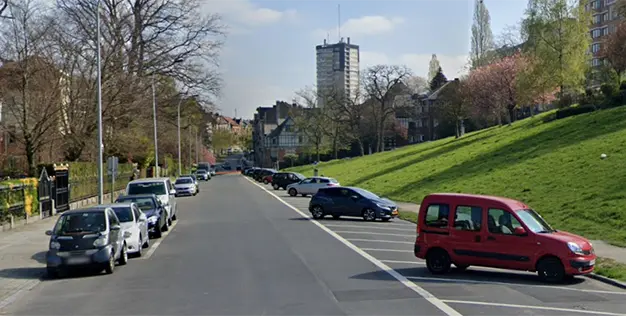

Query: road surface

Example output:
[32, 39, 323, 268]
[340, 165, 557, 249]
[2, 174, 626, 315]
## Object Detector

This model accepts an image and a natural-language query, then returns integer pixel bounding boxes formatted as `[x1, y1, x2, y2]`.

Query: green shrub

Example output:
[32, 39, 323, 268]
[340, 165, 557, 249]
[555, 104, 597, 119]
[66, 162, 135, 201]
[0, 178, 39, 224]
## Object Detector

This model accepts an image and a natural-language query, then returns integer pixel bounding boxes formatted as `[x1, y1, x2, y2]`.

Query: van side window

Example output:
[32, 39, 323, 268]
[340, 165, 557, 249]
[454, 205, 482, 231]
[424, 204, 450, 228]
[488, 209, 522, 235]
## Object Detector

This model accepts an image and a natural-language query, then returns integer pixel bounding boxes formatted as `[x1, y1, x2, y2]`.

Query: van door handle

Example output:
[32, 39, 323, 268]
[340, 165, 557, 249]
[487, 236, 496, 241]
[474, 236, 481, 242]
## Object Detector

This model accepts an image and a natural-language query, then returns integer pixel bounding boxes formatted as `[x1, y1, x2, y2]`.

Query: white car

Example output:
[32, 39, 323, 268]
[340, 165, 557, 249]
[105, 203, 149, 257]
[287, 177, 340, 197]
[174, 177, 197, 196]
[126, 178, 178, 226]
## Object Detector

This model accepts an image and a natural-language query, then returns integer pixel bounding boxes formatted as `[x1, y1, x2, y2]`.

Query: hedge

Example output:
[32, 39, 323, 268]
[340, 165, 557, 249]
[555, 104, 597, 120]
[0, 178, 39, 224]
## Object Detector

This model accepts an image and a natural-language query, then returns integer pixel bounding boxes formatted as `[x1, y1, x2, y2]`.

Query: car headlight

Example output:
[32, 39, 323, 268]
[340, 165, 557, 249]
[148, 216, 158, 224]
[49, 241, 60, 250]
[567, 242, 584, 255]
[376, 203, 391, 210]
[93, 237, 108, 247]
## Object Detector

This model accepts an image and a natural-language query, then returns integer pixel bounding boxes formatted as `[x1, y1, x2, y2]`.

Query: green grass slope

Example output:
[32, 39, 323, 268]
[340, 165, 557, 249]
[287, 107, 626, 247]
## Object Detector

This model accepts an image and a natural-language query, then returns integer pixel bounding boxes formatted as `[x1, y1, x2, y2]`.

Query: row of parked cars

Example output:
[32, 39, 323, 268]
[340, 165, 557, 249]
[244, 167, 597, 283]
[44, 170, 214, 278]
[243, 167, 400, 222]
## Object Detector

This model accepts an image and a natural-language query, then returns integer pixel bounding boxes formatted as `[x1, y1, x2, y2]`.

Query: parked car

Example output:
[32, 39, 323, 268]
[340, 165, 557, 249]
[244, 167, 258, 176]
[102, 203, 150, 257]
[413, 193, 596, 283]
[180, 174, 199, 192]
[196, 169, 211, 181]
[309, 187, 399, 221]
[126, 178, 177, 226]
[271, 172, 305, 190]
[255, 169, 277, 182]
[174, 177, 197, 196]
[115, 194, 168, 238]
[287, 177, 340, 197]
[45, 206, 130, 277]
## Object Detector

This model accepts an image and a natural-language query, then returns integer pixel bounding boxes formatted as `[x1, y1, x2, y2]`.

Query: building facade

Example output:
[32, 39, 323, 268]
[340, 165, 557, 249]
[251, 101, 294, 167]
[587, 0, 623, 68]
[316, 37, 360, 107]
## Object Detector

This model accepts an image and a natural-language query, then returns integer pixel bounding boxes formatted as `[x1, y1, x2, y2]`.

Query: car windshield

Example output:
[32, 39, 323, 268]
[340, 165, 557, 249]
[117, 197, 156, 211]
[176, 178, 193, 184]
[128, 182, 166, 195]
[515, 209, 555, 233]
[112, 206, 133, 223]
[294, 173, 305, 180]
[197, 170, 207, 174]
[352, 188, 379, 199]
[54, 212, 106, 234]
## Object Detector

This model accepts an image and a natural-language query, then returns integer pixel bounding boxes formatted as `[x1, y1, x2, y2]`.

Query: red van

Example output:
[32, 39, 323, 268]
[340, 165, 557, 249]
[413, 193, 596, 283]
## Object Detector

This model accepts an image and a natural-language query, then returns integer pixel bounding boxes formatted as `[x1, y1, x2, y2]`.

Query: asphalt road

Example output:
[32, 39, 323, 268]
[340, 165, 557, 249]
[3, 174, 626, 315]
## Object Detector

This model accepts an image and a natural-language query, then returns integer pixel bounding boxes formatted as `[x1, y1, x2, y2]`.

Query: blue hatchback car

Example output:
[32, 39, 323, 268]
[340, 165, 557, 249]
[309, 187, 399, 221]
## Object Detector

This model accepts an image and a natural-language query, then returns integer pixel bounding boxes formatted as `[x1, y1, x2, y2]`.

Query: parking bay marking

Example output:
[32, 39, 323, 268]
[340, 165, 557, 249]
[245, 177, 463, 316]
[360, 248, 413, 253]
[140, 219, 178, 260]
[323, 223, 415, 232]
[442, 300, 626, 316]
[332, 230, 414, 237]
[347, 238, 414, 245]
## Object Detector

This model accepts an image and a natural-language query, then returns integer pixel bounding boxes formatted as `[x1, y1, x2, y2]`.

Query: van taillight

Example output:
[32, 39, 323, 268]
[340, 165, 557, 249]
[416, 226, 420, 238]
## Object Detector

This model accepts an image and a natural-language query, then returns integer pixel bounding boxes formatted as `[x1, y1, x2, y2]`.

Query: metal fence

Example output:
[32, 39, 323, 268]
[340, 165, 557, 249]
[69, 172, 133, 202]
[0, 184, 29, 225]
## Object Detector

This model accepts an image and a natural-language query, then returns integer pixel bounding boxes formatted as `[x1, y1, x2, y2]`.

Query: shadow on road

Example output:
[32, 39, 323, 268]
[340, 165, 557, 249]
[31, 251, 47, 264]
[351, 266, 586, 287]
[0, 267, 45, 280]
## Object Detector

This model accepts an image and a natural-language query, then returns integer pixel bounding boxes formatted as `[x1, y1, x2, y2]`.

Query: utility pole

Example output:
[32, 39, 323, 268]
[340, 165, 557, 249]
[195, 127, 199, 164]
[96, 0, 104, 204]
[189, 122, 192, 169]
[152, 74, 159, 177]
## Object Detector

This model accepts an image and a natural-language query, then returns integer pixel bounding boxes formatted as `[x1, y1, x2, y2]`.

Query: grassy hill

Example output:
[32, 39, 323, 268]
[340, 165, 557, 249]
[287, 106, 626, 247]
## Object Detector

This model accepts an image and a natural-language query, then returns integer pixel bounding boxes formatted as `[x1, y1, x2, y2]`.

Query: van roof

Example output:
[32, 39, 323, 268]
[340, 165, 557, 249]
[128, 178, 169, 184]
[424, 193, 529, 210]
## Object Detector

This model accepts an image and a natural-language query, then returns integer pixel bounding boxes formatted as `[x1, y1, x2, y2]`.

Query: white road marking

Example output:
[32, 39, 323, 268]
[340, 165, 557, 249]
[323, 224, 414, 232]
[333, 230, 414, 237]
[407, 276, 626, 296]
[140, 220, 178, 260]
[382, 259, 426, 265]
[360, 248, 413, 253]
[346, 238, 414, 245]
[244, 177, 463, 316]
[442, 300, 626, 315]
[0, 279, 40, 310]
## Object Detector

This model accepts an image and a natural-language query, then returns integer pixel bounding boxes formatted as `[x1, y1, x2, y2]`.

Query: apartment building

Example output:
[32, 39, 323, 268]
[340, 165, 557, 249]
[587, 0, 623, 68]
[315, 37, 360, 107]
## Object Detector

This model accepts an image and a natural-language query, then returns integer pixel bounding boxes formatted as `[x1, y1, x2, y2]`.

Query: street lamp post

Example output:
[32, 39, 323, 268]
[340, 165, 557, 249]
[177, 97, 183, 176]
[96, 0, 104, 204]
[152, 74, 159, 178]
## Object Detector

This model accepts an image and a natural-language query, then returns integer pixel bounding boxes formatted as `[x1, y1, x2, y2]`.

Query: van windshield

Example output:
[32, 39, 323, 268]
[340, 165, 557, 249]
[128, 182, 166, 195]
[515, 209, 555, 233]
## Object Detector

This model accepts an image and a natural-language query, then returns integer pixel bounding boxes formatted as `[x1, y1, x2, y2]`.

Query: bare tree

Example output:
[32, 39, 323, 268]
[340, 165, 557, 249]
[327, 88, 367, 156]
[403, 75, 429, 94]
[0, 0, 61, 174]
[0, 0, 10, 19]
[603, 21, 626, 81]
[292, 87, 328, 162]
[361, 65, 412, 152]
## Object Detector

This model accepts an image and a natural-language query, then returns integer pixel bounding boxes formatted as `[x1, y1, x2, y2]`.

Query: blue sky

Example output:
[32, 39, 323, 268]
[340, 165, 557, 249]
[204, 0, 529, 119]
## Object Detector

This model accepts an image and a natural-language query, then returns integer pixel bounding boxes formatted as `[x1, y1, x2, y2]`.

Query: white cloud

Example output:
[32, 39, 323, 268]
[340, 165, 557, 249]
[312, 16, 405, 38]
[360, 51, 470, 79]
[204, 0, 297, 27]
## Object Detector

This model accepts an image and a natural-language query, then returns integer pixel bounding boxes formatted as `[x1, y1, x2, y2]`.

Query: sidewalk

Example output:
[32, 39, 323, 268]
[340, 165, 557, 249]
[396, 201, 626, 265]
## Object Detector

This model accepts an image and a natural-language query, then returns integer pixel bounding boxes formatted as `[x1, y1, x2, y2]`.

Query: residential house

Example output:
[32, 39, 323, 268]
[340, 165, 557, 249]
[251, 101, 298, 167]
[264, 116, 307, 165]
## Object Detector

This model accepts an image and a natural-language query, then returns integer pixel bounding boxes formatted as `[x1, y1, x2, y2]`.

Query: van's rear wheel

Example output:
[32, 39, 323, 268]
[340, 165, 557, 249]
[537, 257, 565, 283]
[288, 188, 297, 196]
[426, 249, 451, 275]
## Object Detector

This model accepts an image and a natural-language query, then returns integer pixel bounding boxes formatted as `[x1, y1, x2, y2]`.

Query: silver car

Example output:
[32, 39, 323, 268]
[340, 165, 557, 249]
[287, 177, 340, 197]
[174, 177, 197, 197]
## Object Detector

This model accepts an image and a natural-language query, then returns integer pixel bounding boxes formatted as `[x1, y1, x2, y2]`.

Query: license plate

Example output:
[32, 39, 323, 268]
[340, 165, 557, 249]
[589, 259, 595, 266]
[67, 257, 90, 265]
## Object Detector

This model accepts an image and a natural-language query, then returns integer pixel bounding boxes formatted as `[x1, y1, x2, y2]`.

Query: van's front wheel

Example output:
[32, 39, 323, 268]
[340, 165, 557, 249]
[537, 257, 565, 283]
[426, 249, 451, 275]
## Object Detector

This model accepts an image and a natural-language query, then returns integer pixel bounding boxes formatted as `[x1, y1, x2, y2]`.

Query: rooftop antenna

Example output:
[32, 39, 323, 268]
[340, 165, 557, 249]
[337, 4, 341, 42]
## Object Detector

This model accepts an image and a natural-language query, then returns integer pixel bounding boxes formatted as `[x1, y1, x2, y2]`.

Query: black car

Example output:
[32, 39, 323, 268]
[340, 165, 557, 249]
[308, 187, 399, 221]
[248, 168, 263, 178]
[254, 168, 277, 182]
[115, 194, 167, 238]
[45, 207, 129, 277]
[271, 172, 305, 190]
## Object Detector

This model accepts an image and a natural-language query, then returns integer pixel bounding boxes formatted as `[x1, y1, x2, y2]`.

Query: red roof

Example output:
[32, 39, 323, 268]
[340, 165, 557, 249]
[424, 193, 529, 211]
[222, 116, 239, 126]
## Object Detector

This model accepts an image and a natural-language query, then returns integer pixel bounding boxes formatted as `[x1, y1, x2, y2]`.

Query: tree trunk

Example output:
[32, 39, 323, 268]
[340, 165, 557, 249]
[357, 140, 364, 156]
[25, 140, 36, 176]
[507, 106, 513, 126]
[455, 120, 460, 138]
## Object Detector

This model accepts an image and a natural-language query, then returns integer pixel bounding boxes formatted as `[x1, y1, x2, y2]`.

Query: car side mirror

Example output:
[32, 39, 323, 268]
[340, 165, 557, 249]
[110, 225, 121, 231]
[123, 231, 132, 238]
[514, 226, 527, 236]
[169, 189, 176, 195]
[45, 230, 53, 236]
[139, 214, 147, 222]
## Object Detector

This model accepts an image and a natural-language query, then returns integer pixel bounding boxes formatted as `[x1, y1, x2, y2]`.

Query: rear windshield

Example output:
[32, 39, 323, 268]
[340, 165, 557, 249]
[197, 170, 207, 174]
[128, 182, 166, 195]
[112, 206, 133, 222]
[54, 212, 106, 234]
[116, 197, 156, 211]
[176, 178, 193, 184]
